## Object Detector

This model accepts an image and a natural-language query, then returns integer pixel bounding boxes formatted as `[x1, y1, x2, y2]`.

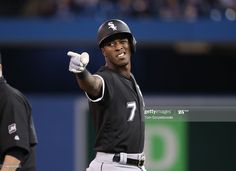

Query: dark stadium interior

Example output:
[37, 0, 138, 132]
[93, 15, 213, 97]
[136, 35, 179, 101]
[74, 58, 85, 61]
[1, 44, 236, 95]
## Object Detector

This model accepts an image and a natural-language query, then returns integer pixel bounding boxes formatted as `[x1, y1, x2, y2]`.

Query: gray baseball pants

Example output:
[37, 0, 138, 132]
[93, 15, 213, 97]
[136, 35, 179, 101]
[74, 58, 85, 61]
[86, 152, 147, 171]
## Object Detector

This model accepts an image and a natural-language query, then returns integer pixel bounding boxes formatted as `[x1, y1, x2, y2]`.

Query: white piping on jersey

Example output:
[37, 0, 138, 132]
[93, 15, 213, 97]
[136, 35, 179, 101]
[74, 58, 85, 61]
[85, 74, 105, 102]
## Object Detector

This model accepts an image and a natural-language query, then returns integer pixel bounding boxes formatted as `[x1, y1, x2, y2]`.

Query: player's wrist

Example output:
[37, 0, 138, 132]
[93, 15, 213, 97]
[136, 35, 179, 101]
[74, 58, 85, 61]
[76, 69, 89, 80]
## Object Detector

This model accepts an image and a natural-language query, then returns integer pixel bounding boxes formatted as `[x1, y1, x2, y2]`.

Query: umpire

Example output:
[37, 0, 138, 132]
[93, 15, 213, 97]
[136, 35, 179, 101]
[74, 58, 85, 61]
[0, 53, 38, 171]
[68, 19, 146, 171]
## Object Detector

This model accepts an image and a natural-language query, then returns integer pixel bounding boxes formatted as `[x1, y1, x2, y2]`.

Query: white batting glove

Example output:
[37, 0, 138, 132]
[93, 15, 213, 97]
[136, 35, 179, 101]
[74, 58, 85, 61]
[67, 51, 89, 73]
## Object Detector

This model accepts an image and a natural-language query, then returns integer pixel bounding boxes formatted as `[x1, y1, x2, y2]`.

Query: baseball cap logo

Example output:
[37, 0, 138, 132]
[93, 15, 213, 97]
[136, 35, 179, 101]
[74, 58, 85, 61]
[108, 22, 117, 31]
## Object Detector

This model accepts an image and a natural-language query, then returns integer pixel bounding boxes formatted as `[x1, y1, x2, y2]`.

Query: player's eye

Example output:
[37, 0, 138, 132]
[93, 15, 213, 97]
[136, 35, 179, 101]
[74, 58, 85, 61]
[106, 42, 115, 47]
[120, 39, 128, 44]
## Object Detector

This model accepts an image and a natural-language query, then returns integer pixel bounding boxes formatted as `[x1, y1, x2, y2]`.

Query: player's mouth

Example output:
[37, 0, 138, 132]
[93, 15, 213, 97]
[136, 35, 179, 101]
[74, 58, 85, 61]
[117, 52, 125, 58]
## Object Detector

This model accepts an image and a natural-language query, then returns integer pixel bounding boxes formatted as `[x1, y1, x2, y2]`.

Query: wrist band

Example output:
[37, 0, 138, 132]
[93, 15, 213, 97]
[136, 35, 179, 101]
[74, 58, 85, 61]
[76, 69, 89, 79]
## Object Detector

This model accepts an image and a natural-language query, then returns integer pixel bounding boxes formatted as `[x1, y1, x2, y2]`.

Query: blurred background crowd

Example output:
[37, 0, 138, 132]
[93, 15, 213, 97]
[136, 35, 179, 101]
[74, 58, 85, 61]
[0, 0, 236, 21]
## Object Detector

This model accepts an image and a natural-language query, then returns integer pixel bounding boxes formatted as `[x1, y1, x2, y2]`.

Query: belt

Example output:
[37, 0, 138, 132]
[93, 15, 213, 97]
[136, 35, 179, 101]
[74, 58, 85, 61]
[113, 153, 145, 167]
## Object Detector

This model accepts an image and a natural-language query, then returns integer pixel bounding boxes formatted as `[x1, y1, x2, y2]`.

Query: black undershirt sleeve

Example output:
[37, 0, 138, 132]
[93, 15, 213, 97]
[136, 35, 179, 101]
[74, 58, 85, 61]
[5, 147, 28, 162]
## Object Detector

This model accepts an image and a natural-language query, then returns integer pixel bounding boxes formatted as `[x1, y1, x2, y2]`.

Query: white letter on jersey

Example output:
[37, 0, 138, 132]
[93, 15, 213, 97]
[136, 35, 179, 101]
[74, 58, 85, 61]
[127, 101, 136, 122]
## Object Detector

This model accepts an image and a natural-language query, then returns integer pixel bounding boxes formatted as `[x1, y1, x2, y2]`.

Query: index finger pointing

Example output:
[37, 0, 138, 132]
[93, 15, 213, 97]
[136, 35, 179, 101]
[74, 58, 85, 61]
[67, 51, 80, 58]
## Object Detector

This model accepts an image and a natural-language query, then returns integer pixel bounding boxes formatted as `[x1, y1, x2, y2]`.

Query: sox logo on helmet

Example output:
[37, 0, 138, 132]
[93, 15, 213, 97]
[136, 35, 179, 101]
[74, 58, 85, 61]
[97, 19, 137, 53]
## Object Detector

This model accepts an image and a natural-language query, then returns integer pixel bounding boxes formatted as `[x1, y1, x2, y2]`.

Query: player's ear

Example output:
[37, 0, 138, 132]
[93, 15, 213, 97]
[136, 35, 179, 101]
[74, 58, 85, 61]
[101, 47, 106, 57]
[0, 64, 3, 76]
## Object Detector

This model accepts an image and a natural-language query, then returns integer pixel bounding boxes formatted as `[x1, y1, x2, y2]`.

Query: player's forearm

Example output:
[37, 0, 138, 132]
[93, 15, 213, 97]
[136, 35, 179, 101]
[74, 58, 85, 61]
[0, 155, 20, 171]
[76, 70, 102, 97]
[67, 51, 102, 96]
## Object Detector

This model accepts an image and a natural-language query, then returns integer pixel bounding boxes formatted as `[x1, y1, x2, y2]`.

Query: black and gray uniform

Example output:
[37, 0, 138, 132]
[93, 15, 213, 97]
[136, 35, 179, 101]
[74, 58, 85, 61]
[86, 66, 146, 171]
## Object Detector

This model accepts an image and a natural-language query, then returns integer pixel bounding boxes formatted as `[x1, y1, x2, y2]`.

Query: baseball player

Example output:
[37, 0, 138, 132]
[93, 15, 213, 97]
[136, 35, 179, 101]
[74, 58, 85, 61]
[0, 53, 38, 171]
[68, 19, 146, 171]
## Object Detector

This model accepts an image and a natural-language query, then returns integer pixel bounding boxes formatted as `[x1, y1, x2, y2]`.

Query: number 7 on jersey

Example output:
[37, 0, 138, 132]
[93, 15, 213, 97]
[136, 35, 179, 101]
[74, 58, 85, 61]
[127, 101, 136, 122]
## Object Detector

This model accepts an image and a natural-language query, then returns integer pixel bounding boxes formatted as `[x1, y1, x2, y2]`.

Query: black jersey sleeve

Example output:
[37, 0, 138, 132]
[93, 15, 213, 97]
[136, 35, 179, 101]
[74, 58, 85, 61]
[85, 71, 114, 103]
[0, 94, 31, 156]
[5, 147, 28, 161]
[85, 74, 106, 102]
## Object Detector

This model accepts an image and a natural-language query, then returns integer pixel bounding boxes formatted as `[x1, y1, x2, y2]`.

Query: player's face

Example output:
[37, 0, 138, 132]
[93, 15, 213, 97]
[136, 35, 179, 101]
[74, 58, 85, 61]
[101, 37, 131, 68]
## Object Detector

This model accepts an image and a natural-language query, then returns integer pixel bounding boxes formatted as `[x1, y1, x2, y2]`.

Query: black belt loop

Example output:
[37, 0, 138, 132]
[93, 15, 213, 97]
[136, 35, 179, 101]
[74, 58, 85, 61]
[113, 154, 120, 162]
[112, 153, 145, 167]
